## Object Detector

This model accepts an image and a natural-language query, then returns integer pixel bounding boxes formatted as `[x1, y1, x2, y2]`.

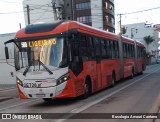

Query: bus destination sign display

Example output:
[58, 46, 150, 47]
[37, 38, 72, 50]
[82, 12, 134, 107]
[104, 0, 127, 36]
[21, 38, 57, 48]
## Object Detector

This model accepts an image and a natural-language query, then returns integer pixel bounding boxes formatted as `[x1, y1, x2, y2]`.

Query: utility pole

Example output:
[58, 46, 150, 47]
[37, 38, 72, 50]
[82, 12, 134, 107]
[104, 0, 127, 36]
[26, 5, 30, 25]
[118, 14, 122, 35]
[51, 0, 64, 20]
[19, 23, 21, 29]
[51, 0, 58, 20]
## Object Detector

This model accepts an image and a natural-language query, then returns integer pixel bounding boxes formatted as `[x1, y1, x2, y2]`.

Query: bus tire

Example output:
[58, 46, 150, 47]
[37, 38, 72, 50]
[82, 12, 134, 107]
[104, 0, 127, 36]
[82, 79, 91, 99]
[110, 72, 115, 88]
[141, 65, 144, 74]
[130, 68, 134, 79]
[139, 65, 144, 75]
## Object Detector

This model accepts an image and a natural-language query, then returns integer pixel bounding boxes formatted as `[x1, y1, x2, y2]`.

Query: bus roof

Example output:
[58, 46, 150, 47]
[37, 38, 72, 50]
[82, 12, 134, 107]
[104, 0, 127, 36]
[122, 35, 144, 47]
[14, 20, 144, 47]
[15, 20, 119, 40]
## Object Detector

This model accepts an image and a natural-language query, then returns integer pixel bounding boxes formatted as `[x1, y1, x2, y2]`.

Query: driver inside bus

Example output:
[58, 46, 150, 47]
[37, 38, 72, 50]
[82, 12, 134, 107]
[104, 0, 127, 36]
[33, 47, 40, 65]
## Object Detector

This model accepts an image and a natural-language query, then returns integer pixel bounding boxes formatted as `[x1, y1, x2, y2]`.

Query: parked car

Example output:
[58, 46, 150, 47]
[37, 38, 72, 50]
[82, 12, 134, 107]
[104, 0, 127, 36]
[156, 59, 160, 64]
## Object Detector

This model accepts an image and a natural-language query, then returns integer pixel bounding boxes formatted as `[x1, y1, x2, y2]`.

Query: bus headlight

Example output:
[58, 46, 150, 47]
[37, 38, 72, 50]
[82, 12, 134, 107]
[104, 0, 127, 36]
[57, 73, 70, 85]
[17, 78, 23, 87]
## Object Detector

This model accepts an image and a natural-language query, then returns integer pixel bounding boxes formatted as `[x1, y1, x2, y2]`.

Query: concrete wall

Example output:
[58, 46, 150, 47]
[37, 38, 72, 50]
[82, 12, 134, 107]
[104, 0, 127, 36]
[123, 23, 159, 53]
[0, 33, 16, 84]
[91, 0, 103, 29]
[63, 0, 72, 20]
[0, 61, 16, 85]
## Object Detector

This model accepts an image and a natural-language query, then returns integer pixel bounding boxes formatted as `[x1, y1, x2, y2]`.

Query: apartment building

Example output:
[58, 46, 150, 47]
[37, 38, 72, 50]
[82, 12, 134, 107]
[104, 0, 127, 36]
[23, 0, 115, 32]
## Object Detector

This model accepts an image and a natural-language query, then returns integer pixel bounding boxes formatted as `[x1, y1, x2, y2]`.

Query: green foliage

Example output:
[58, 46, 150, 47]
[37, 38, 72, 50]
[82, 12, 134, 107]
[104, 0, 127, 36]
[143, 35, 155, 45]
[143, 35, 155, 52]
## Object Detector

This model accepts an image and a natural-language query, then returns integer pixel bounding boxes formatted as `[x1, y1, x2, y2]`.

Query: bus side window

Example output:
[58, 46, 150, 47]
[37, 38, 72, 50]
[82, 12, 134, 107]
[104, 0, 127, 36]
[133, 45, 135, 57]
[93, 37, 101, 59]
[129, 44, 132, 58]
[137, 46, 140, 58]
[131, 45, 133, 58]
[105, 40, 110, 59]
[70, 42, 83, 76]
[123, 43, 126, 58]
[115, 41, 119, 59]
[101, 40, 107, 59]
[80, 34, 88, 60]
[87, 36, 95, 59]
[126, 44, 129, 58]
[110, 41, 113, 59]
[143, 47, 146, 58]
[112, 41, 116, 59]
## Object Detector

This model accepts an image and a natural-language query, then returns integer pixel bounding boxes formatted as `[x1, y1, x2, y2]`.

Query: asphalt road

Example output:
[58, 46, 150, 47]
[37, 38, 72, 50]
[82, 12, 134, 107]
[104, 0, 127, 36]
[0, 64, 160, 122]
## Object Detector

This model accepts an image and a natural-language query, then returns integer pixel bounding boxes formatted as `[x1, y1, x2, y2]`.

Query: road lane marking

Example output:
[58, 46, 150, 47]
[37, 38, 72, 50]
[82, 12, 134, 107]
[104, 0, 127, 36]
[0, 99, 39, 112]
[143, 93, 160, 122]
[0, 88, 16, 92]
[54, 67, 160, 122]
[144, 94, 160, 122]
[148, 93, 160, 113]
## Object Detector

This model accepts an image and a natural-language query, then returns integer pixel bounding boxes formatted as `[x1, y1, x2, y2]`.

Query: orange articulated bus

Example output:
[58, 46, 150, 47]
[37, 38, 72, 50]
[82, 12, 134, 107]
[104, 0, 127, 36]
[4, 20, 146, 101]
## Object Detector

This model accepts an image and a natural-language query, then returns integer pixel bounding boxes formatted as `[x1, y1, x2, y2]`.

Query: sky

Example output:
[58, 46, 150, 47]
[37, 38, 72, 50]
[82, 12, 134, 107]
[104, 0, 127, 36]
[115, 0, 160, 25]
[0, 0, 24, 34]
[1, 0, 160, 34]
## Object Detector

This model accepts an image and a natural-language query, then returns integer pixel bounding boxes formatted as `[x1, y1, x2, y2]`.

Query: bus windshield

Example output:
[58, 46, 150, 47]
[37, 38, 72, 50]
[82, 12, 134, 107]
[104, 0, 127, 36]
[14, 37, 68, 72]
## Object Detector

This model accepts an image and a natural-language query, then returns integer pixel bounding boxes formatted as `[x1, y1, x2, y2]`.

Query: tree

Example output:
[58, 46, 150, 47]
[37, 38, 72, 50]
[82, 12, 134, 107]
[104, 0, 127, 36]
[143, 35, 155, 52]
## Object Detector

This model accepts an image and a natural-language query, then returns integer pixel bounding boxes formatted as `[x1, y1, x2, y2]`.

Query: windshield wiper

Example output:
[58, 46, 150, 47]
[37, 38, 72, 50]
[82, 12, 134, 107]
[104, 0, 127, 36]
[23, 61, 53, 75]
[23, 65, 30, 76]
[39, 60, 53, 75]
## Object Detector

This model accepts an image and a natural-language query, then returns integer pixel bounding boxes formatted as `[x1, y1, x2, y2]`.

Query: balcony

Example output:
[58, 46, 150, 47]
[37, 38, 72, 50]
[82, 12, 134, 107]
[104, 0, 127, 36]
[103, 8, 115, 16]
[104, 21, 115, 28]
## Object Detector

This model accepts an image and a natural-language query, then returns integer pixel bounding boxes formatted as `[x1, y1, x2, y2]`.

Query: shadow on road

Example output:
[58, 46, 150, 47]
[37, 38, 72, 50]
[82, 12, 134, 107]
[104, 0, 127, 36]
[30, 97, 83, 108]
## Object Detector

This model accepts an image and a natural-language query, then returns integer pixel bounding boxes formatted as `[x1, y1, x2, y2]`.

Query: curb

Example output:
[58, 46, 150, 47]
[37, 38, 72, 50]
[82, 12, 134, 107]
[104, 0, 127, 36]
[0, 97, 13, 102]
[0, 87, 16, 91]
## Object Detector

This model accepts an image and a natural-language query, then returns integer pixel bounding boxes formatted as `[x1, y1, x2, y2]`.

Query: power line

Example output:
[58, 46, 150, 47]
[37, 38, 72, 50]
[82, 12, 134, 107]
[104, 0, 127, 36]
[0, 11, 25, 14]
[32, 6, 50, 23]
[0, 3, 52, 15]
[118, 6, 160, 15]
[0, 0, 51, 7]
[0, 0, 22, 4]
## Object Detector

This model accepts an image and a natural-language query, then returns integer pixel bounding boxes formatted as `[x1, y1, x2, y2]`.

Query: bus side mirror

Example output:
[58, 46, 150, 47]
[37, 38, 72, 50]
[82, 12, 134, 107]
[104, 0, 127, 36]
[5, 46, 9, 59]
[74, 56, 79, 62]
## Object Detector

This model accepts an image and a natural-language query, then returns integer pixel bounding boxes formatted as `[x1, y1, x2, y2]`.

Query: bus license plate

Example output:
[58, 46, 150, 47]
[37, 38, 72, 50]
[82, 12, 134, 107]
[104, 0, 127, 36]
[23, 83, 42, 88]
[36, 93, 45, 97]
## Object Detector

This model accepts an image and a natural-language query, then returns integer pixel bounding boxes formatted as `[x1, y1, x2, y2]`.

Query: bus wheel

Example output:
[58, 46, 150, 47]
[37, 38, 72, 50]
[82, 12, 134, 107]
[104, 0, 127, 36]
[130, 69, 134, 79]
[110, 73, 115, 88]
[141, 65, 144, 74]
[43, 98, 53, 102]
[82, 80, 91, 99]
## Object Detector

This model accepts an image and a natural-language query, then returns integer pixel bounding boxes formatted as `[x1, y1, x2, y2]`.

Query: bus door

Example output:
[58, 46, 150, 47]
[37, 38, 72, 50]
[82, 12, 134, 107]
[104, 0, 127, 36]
[94, 38, 102, 90]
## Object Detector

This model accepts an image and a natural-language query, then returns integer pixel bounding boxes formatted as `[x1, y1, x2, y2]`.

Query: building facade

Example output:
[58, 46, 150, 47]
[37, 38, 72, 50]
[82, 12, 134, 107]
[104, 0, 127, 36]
[71, 0, 115, 32]
[23, 0, 115, 32]
[123, 22, 160, 58]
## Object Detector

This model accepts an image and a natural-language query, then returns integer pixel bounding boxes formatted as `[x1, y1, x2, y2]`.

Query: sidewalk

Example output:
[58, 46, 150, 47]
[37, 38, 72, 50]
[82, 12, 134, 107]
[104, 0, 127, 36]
[0, 84, 16, 91]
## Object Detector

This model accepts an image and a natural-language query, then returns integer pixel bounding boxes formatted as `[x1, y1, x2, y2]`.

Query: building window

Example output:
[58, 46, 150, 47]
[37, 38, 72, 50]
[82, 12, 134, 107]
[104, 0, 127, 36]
[104, 15, 109, 21]
[76, 2, 91, 10]
[77, 16, 92, 23]
[104, 2, 108, 9]
[104, 2, 114, 12]
[109, 4, 114, 10]
[104, 15, 114, 25]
